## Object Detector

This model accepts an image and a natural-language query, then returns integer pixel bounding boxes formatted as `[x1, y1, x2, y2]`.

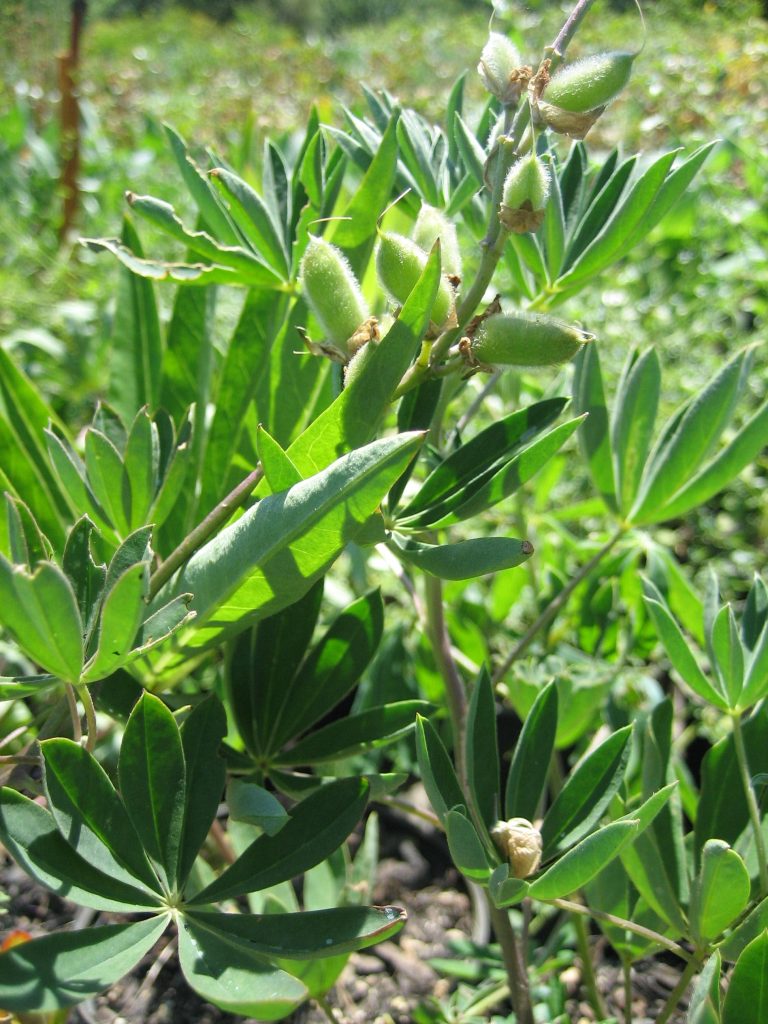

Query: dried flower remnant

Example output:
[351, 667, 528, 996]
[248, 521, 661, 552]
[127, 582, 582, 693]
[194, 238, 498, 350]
[491, 818, 543, 878]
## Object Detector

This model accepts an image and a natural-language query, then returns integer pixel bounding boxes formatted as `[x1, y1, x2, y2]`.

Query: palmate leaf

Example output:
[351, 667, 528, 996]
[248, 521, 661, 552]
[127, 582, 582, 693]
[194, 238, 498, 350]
[0, 917, 169, 1013]
[169, 432, 422, 653]
[572, 344, 618, 513]
[528, 821, 639, 900]
[465, 667, 499, 831]
[505, 680, 558, 822]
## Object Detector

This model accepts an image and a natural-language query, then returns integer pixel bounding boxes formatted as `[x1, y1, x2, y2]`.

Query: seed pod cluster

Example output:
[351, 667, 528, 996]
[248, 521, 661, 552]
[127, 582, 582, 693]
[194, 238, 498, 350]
[478, 32, 529, 107]
[299, 235, 373, 359]
[469, 311, 593, 368]
[413, 205, 462, 278]
[499, 154, 551, 234]
[491, 818, 543, 879]
[376, 230, 457, 332]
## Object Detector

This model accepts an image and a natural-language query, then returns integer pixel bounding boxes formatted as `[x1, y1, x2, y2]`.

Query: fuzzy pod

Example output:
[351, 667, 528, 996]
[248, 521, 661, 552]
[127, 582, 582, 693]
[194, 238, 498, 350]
[413, 205, 462, 277]
[491, 818, 543, 879]
[477, 32, 526, 106]
[543, 51, 636, 113]
[499, 155, 551, 233]
[375, 231, 456, 330]
[299, 235, 370, 355]
[470, 311, 593, 368]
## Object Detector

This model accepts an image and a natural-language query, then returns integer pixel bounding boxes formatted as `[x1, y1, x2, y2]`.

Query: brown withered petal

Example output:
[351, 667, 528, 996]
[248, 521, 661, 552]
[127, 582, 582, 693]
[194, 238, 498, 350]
[532, 99, 604, 140]
[499, 200, 546, 234]
[346, 316, 380, 358]
[491, 817, 543, 879]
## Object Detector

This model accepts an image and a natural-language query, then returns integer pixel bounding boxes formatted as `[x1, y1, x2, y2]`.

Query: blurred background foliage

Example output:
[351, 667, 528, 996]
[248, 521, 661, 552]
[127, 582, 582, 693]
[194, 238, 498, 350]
[0, 0, 766, 583]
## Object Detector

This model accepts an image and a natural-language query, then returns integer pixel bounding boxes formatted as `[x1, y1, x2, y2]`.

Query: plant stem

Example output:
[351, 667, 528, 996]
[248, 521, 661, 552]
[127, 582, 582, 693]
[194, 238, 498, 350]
[65, 683, 82, 743]
[314, 994, 339, 1024]
[655, 954, 702, 1024]
[493, 528, 625, 684]
[380, 797, 443, 832]
[551, 899, 692, 962]
[573, 912, 608, 1020]
[731, 711, 768, 894]
[80, 685, 98, 753]
[149, 465, 264, 599]
[622, 957, 633, 1024]
[489, 903, 534, 1024]
[423, 573, 467, 789]
[468, 982, 510, 1017]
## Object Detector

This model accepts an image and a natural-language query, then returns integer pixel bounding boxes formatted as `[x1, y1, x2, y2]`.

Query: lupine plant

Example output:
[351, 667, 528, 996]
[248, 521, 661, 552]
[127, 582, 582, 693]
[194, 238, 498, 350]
[0, 0, 767, 1022]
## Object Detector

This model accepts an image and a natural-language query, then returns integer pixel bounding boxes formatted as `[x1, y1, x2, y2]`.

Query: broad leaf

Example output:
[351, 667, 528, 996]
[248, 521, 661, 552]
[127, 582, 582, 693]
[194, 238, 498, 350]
[690, 840, 751, 943]
[118, 693, 186, 891]
[391, 534, 533, 580]
[171, 433, 422, 652]
[177, 916, 307, 1020]
[529, 820, 639, 900]
[0, 789, 162, 912]
[192, 778, 368, 904]
[0, 917, 169, 1013]
[178, 696, 228, 886]
[722, 931, 768, 1024]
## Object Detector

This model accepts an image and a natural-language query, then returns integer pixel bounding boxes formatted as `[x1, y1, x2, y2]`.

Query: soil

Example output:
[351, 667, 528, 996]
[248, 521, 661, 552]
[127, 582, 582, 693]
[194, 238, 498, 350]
[1, 790, 688, 1024]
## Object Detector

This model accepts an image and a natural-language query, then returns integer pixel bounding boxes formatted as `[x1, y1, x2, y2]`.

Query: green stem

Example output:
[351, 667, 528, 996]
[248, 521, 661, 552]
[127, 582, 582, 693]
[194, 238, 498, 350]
[149, 464, 264, 599]
[493, 527, 625, 684]
[573, 913, 608, 1020]
[468, 982, 510, 1017]
[551, 898, 692, 962]
[489, 903, 534, 1024]
[314, 994, 338, 1024]
[80, 685, 97, 754]
[423, 573, 467, 789]
[655, 955, 703, 1024]
[65, 683, 82, 743]
[731, 711, 768, 894]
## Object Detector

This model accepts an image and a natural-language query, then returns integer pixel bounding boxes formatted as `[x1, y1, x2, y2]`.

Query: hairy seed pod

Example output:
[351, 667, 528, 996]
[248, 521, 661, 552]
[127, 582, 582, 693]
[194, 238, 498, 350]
[413, 205, 462, 277]
[299, 235, 371, 356]
[499, 155, 551, 234]
[478, 32, 526, 106]
[491, 818, 543, 879]
[470, 311, 593, 368]
[376, 231, 457, 331]
[544, 51, 636, 113]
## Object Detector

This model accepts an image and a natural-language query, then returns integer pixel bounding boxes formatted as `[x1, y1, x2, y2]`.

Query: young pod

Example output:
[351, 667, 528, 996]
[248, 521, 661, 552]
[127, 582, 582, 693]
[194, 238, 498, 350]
[491, 818, 542, 879]
[499, 154, 551, 234]
[299, 235, 371, 358]
[375, 230, 457, 332]
[413, 205, 462, 278]
[470, 311, 593, 368]
[543, 51, 636, 113]
[477, 32, 528, 106]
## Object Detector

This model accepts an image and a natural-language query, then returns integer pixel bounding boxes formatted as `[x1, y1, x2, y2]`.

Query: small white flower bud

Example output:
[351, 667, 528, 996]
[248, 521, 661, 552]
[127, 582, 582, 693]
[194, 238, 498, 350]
[491, 817, 543, 878]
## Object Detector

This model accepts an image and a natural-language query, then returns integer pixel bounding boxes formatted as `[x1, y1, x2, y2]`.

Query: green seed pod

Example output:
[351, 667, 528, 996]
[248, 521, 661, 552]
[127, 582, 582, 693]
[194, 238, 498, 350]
[478, 32, 527, 106]
[544, 51, 636, 113]
[470, 311, 593, 368]
[299, 235, 370, 356]
[376, 231, 457, 331]
[499, 155, 551, 234]
[413, 205, 462, 277]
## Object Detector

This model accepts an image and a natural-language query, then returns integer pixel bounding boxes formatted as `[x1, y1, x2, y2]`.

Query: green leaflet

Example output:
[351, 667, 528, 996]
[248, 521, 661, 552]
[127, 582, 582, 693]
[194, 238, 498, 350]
[0, 917, 169, 1013]
[170, 432, 422, 652]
